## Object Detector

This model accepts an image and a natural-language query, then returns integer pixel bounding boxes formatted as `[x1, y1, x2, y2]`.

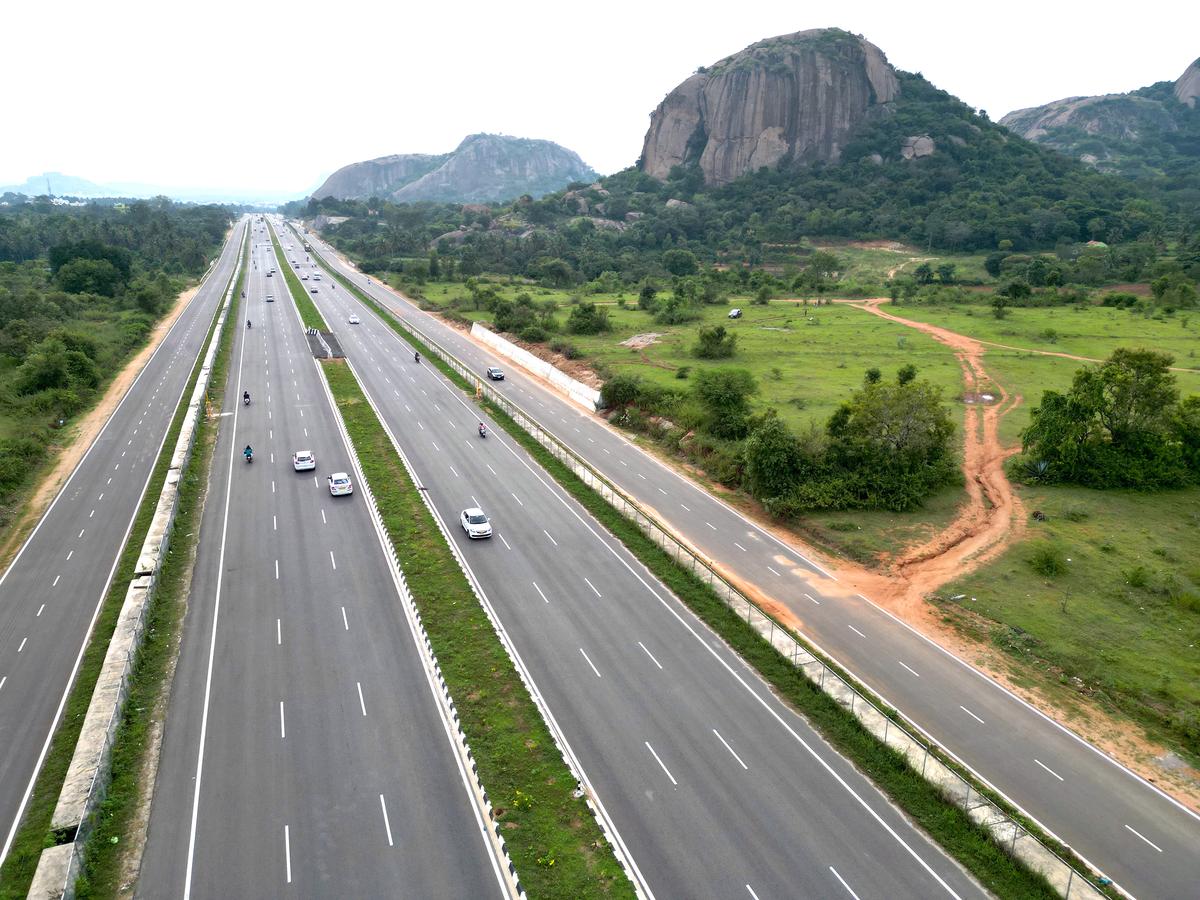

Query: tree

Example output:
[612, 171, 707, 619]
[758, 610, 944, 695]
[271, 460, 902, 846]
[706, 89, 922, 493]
[638, 282, 658, 310]
[566, 301, 610, 335]
[744, 413, 803, 500]
[56, 258, 122, 296]
[913, 263, 935, 285]
[693, 368, 757, 439]
[936, 263, 956, 284]
[864, 367, 882, 385]
[992, 296, 1009, 319]
[600, 373, 643, 409]
[897, 363, 918, 385]
[693, 325, 737, 359]
[662, 248, 698, 277]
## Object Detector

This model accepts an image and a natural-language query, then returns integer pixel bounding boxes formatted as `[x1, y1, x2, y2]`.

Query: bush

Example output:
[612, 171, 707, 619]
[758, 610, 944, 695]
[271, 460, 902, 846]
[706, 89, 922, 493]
[566, 302, 610, 335]
[549, 339, 580, 359]
[1028, 544, 1068, 577]
[693, 325, 737, 359]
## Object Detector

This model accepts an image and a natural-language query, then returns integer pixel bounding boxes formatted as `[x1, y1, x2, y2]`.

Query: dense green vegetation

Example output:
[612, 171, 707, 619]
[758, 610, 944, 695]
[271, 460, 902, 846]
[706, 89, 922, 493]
[0, 199, 229, 529]
[1020, 349, 1200, 489]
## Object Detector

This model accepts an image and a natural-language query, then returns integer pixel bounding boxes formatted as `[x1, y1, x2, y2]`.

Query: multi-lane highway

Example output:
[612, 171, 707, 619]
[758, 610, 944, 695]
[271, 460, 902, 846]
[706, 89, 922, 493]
[137, 228, 507, 896]
[297, 222, 985, 900]
[299, 223, 1200, 899]
[0, 219, 246, 864]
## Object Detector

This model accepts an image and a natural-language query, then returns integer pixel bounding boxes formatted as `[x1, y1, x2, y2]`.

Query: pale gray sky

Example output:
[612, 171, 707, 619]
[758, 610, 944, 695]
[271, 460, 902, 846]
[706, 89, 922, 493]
[3, 0, 1195, 198]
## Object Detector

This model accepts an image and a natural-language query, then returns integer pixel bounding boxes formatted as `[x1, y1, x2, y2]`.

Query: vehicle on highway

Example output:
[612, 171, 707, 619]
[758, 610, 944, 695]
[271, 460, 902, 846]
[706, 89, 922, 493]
[460, 508, 493, 539]
[728, 308, 742, 318]
[327, 472, 353, 496]
[244, 445, 254, 464]
[266, 271, 273, 278]
[266, 294, 274, 302]
[348, 313, 360, 324]
[301, 273, 309, 280]
[310, 286, 319, 293]
[292, 450, 316, 471]
[243, 391, 251, 406]
[312, 274, 321, 281]
[478, 422, 487, 438]
[485, 366, 504, 381]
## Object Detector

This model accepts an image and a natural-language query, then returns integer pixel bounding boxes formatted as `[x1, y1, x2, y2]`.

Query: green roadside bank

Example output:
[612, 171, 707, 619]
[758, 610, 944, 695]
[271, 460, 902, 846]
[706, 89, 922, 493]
[321, 359, 634, 899]
[300, 235, 1110, 900]
[0, 230, 248, 900]
[268, 224, 327, 331]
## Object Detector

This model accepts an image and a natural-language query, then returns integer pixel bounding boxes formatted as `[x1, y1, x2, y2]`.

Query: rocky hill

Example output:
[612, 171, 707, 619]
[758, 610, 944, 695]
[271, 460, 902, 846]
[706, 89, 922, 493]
[312, 134, 596, 204]
[640, 29, 900, 185]
[999, 59, 1200, 185]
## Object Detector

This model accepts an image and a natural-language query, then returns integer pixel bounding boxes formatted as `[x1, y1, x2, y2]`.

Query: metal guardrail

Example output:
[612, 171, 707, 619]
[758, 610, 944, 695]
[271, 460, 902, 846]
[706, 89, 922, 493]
[326, 264, 1110, 900]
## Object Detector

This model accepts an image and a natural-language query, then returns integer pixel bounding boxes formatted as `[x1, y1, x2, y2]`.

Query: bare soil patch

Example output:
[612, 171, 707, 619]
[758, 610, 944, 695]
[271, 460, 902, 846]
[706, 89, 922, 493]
[619, 332, 663, 350]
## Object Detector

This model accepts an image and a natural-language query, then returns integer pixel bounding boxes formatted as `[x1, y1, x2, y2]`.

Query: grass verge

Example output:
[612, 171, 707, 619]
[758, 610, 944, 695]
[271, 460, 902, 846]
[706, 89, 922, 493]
[321, 359, 633, 899]
[304, 236, 1106, 897]
[0, 233, 245, 900]
[72, 247, 247, 898]
[269, 223, 328, 331]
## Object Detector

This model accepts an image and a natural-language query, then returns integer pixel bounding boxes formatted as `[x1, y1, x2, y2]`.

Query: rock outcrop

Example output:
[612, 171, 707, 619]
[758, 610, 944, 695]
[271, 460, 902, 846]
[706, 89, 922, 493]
[1000, 58, 1200, 174]
[639, 29, 899, 185]
[313, 134, 596, 204]
[1176, 59, 1200, 108]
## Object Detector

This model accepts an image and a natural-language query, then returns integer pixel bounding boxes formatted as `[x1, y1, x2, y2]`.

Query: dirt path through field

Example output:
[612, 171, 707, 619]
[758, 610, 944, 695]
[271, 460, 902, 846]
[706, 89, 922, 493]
[838, 297, 1026, 610]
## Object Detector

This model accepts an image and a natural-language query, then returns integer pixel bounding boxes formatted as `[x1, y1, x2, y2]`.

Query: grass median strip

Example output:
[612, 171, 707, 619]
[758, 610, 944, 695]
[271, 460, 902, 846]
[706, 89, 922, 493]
[0, 232, 246, 900]
[269, 223, 327, 331]
[321, 359, 634, 900]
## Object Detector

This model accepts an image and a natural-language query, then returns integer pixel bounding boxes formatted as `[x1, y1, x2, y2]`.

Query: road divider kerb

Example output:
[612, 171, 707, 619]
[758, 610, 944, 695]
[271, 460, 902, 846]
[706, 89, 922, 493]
[298, 226, 1112, 900]
[25, 224, 248, 900]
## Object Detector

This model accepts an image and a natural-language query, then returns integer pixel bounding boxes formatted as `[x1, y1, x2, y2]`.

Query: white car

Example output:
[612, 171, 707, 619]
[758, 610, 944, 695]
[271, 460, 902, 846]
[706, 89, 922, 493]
[292, 450, 315, 471]
[301, 273, 309, 280]
[460, 507, 493, 539]
[265, 294, 274, 302]
[328, 472, 353, 496]
[348, 314, 360, 324]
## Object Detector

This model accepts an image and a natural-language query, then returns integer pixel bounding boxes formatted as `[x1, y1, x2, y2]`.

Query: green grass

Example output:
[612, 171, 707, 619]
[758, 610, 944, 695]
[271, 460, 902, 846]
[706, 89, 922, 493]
[268, 223, 328, 331]
[73, 247, 247, 898]
[812, 241, 994, 285]
[933, 483, 1200, 763]
[883, 302, 1200, 443]
[321, 360, 633, 900]
[303, 239, 1097, 897]
[0, 234, 246, 900]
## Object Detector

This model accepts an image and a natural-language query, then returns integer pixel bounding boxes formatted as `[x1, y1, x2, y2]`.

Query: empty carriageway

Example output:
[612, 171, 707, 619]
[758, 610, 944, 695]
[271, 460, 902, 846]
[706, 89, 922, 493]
[137, 235, 507, 897]
[311, 267, 986, 900]
[298, 223, 1200, 900]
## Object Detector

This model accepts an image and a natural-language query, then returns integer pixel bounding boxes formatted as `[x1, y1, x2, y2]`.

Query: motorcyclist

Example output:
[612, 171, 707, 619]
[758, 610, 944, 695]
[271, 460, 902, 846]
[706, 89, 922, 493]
[243, 390, 251, 405]
[243, 444, 253, 461]
[246, 319, 252, 329]
[478, 422, 487, 437]
[414, 351, 420, 363]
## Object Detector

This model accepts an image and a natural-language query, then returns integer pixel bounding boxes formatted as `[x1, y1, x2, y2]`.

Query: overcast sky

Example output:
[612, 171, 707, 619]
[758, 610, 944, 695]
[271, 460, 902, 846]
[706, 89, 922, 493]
[3, 0, 1195, 198]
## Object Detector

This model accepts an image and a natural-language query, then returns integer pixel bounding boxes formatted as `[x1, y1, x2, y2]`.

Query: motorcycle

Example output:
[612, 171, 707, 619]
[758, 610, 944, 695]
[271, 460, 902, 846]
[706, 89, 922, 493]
[244, 448, 253, 464]
[243, 392, 251, 406]
[478, 424, 487, 438]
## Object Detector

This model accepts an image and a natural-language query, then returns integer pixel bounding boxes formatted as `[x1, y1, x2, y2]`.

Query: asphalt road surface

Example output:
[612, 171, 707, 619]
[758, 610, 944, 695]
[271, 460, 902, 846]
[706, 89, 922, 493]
[299, 223, 1200, 899]
[137, 227, 506, 898]
[301, 224, 985, 900]
[0, 219, 246, 865]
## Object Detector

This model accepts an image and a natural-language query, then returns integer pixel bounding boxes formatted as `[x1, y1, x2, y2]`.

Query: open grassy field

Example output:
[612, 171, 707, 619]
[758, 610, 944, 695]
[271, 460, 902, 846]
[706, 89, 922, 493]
[812, 241, 995, 284]
[933, 483, 1200, 762]
[882, 302, 1200, 443]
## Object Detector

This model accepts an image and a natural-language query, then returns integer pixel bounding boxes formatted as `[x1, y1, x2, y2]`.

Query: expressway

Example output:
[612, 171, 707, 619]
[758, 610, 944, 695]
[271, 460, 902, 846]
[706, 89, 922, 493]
[299, 223, 1200, 899]
[301, 224, 985, 900]
[0, 219, 246, 864]
[137, 228, 506, 896]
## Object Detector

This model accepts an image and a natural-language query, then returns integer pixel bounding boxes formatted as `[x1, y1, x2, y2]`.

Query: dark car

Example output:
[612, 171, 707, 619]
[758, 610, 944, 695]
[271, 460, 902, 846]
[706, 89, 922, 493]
[485, 366, 505, 381]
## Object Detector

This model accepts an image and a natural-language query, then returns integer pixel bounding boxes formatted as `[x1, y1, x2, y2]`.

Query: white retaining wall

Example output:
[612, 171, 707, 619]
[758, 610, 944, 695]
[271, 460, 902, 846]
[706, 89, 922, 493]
[470, 322, 601, 412]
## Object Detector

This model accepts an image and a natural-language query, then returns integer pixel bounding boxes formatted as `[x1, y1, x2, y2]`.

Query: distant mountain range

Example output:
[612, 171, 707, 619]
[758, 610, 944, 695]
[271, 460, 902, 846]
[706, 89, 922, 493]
[0, 171, 299, 205]
[312, 133, 597, 204]
[999, 59, 1200, 198]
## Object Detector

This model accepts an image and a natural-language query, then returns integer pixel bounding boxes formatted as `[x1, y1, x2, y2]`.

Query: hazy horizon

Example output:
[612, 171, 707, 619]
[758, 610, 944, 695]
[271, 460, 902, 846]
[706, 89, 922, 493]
[3, 0, 1196, 197]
